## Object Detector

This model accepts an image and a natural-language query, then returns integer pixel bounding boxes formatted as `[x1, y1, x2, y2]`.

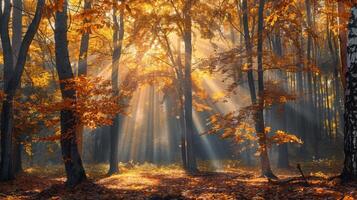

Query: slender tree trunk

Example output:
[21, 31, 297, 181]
[338, 2, 348, 89]
[183, 0, 197, 173]
[241, 0, 256, 103]
[178, 63, 188, 169]
[305, 0, 315, 155]
[341, 5, 357, 182]
[256, 0, 276, 178]
[94, 127, 109, 163]
[12, 0, 22, 61]
[108, 2, 124, 175]
[337, 2, 347, 140]
[172, 39, 187, 169]
[296, 39, 306, 156]
[273, 29, 289, 169]
[76, 0, 92, 157]
[241, 0, 276, 176]
[55, 0, 86, 186]
[77, 0, 91, 77]
[11, 0, 23, 175]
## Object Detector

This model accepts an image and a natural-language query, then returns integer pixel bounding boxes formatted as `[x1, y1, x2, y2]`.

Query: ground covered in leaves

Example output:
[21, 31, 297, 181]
[0, 161, 356, 200]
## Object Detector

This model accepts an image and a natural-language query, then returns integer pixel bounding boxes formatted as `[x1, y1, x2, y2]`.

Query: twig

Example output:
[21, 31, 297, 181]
[328, 174, 341, 181]
[297, 164, 310, 186]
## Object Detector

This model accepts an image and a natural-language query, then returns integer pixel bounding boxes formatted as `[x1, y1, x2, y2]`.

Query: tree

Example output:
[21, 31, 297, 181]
[183, 0, 198, 173]
[12, 0, 24, 174]
[241, 0, 276, 178]
[76, 0, 92, 155]
[54, 0, 86, 186]
[255, 0, 277, 178]
[108, 0, 125, 175]
[341, 4, 357, 182]
[0, 0, 45, 181]
[338, 2, 348, 89]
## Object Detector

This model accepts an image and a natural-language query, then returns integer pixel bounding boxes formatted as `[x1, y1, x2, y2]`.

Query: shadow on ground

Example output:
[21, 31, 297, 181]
[1, 168, 356, 200]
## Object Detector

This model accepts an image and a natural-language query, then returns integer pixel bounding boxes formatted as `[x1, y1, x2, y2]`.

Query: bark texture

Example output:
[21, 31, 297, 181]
[183, 0, 198, 173]
[76, 0, 92, 158]
[341, 5, 357, 182]
[12, 0, 23, 175]
[0, 0, 44, 181]
[55, 0, 86, 186]
[108, 1, 124, 175]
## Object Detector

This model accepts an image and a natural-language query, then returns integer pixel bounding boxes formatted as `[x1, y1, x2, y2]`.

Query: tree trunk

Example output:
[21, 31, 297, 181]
[277, 104, 289, 168]
[0, 101, 14, 181]
[108, 2, 124, 175]
[94, 127, 109, 163]
[341, 5, 357, 182]
[77, 0, 91, 76]
[241, 0, 256, 102]
[13, 0, 29, 173]
[273, 28, 289, 169]
[55, 0, 86, 186]
[336, 2, 347, 141]
[183, 0, 197, 173]
[338, 2, 348, 89]
[76, 0, 92, 157]
[0, 0, 44, 181]
[305, 0, 315, 154]
[256, 0, 276, 178]
[12, 0, 22, 62]
[171, 38, 188, 169]
[0, 0, 15, 181]
[296, 40, 306, 157]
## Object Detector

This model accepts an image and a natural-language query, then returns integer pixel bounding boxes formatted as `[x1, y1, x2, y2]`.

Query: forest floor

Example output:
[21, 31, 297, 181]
[0, 160, 356, 200]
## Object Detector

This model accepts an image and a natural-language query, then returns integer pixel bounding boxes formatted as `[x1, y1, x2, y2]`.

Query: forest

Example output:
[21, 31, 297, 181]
[0, 0, 357, 199]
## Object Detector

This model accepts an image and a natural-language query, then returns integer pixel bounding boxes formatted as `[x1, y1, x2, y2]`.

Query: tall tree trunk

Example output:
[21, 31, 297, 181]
[296, 38, 306, 157]
[336, 2, 347, 141]
[168, 37, 187, 169]
[177, 44, 188, 169]
[76, 0, 92, 157]
[12, 0, 23, 174]
[256, 0, 275, 178]
[94, 127, 109, 163]
[0, 0, 15, 181]
[273, 29, 289, 169]
[55, 0, 86, 186]
[108, 2, 124, 175]
[338, 2, 348, 89]
[0, 0, 44, 181]
[341, 5, 357, 182]
[305, 0, 315, 155]
[241, 0, 259, 168]
[183, 0, 197, 173]
[241, 0, 256, 103]
[312, 73, 319, 152]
